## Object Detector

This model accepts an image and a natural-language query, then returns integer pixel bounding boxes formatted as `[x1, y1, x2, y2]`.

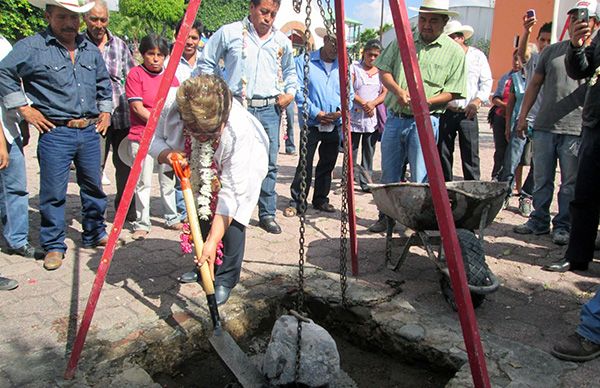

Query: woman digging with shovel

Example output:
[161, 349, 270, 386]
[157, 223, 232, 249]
[150, 74, 269, 306]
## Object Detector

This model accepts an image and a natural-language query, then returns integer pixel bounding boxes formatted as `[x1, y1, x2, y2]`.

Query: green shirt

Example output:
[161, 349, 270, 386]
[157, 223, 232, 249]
[375, 33, 467, 115]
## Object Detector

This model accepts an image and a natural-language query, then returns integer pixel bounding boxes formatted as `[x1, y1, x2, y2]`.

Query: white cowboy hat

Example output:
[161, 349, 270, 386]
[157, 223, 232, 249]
[409, 0, 459, 17]
[444, 20, 474, 40]
[117, 137, 134, 167]
[28, 0, 96, 13]
[315, 26, 335, 39]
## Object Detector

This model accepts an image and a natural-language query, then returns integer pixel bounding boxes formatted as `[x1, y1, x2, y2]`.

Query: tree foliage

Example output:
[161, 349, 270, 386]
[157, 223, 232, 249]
[120, 0, 184, 24]
[197, 0, 247, 32]
[0, 0, 46, 42]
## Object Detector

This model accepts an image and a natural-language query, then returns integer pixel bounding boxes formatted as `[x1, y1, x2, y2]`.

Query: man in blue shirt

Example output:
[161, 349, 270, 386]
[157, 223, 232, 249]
[0, 0, 113, 271]
[197, 0, 297, 234]
[284, 30, 353, 216]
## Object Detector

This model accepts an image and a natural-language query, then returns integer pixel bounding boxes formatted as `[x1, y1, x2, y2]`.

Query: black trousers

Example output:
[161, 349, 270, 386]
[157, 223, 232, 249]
[491, 114, 508, 180]
[438, 110, 480, 181]
[100, 127, 136, 220]
[351, 131, 378, 189]
[200, 219, 246, 288]
[290, 126, 340, 208]
[565, 125, 600, 267]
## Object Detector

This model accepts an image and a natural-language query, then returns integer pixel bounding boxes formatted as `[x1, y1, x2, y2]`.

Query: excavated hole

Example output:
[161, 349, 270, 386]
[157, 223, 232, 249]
[149, 293, 456, 387]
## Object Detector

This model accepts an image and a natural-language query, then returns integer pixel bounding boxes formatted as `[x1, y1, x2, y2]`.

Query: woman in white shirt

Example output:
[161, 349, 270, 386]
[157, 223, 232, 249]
[150, 74, 269, 305]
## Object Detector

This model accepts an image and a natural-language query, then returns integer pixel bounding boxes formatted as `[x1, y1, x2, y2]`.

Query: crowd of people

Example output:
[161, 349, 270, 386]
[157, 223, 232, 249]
[0, 0, 599, 362]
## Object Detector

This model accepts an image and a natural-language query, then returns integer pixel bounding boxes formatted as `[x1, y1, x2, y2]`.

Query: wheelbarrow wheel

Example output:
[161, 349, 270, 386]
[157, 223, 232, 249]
[439, 229, 491, 311]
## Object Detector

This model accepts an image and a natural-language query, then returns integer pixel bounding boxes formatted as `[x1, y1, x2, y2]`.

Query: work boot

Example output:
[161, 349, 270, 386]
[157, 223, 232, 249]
[43, 252, 64, 271]
[552, 333, 600, 362]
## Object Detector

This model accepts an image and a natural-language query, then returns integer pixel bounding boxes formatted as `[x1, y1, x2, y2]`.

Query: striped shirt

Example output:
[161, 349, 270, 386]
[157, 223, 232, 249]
[375, 33, 466, 115]
[86, 30, 137, 130]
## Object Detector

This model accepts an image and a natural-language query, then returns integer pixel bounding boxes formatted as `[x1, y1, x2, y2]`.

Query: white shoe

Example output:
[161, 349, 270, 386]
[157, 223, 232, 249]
[102, 172, 111, 185]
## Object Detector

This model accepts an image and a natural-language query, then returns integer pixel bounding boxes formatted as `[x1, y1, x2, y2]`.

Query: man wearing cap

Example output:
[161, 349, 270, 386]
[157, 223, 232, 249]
[369, 0, 466, 232]
[438, 21, 492, 181]
[513, 1, 598, 249]
[0, 0, 112, 270]
[197, 0, 297, 235]
[84, 0, 137, 222]
[550, 1, 600, 362]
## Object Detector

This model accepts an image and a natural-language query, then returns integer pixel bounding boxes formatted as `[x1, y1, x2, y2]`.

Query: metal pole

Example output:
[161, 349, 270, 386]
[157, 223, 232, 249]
[63, 0, 203, 379]
[379, 0, 385, 41]
[386, 1, 491, 387]
[333, 0, 359, 275]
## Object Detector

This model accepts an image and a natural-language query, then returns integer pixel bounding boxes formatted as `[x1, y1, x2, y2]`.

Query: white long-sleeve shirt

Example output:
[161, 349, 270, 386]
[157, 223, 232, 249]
[448, 46, 492, 109]
[150, 92, 268, 226]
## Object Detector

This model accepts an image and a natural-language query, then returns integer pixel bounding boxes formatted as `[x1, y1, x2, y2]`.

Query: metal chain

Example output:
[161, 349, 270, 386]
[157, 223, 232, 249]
[316, 0, 336, 37]
[292, 1, 312, 383]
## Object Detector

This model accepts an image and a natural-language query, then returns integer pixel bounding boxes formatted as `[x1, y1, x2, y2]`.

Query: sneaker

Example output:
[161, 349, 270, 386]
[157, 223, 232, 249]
[0, 276, 18, 291]
[518, 197, 532, 217]
[368, 218, 388, 233]
[6, 243, 45, 260]
[102, 172, 111, 185]
[513, 222, 550, 235]
[552, 333, 600, 362]
[552, 229, 570, 246]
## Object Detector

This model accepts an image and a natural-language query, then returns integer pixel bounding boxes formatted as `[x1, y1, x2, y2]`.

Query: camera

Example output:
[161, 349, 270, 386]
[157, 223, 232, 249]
[526, 9, 535, 18]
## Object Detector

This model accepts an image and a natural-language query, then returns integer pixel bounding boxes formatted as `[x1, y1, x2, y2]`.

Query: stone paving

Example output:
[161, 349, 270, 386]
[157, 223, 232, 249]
[0, 109, 599, 387]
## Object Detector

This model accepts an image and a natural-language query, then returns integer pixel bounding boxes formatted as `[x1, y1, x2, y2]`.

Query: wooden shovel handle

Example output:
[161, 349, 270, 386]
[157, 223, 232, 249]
[170, 154, 215, 295]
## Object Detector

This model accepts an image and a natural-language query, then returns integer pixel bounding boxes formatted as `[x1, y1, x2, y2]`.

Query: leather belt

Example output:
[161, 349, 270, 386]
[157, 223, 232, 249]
[246, 96, 278, 108]
[50, 117, 99, 129]
[394, 112, 440, 119]
[446, 106, 466, 113]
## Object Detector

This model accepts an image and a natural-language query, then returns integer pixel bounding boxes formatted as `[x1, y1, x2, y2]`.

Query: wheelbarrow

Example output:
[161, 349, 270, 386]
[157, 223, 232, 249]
[369, 181, 508, 310]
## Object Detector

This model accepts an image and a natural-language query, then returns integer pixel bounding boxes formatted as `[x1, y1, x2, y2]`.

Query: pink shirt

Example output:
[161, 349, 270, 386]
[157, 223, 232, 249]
[125, 65, 179, 142]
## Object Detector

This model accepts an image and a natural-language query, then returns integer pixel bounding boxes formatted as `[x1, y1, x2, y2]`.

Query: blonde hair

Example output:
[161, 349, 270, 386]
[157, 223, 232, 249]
[176, 74, 233, 139]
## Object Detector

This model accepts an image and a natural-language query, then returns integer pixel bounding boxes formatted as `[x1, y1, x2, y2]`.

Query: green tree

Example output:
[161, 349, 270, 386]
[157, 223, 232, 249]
[197, 0, 247, 32]
[0, 0, 46, 42]
[119, 0, 183, 35]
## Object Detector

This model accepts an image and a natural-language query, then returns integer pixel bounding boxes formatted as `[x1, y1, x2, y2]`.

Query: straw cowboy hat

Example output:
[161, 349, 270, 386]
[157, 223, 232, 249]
[117, 137, 134, 167]
[444, 20, 474, 40]
[28, 0, 96, 13]
[315, 26, 335, 39]
[409, 0, 459, 17]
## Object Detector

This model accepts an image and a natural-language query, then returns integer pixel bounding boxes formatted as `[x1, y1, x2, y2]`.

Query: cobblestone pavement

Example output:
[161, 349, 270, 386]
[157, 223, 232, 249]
[0, 110, 598, 387]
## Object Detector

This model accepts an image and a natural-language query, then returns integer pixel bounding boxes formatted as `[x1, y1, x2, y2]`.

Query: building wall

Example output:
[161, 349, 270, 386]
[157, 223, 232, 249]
[488, 0, 554, 88]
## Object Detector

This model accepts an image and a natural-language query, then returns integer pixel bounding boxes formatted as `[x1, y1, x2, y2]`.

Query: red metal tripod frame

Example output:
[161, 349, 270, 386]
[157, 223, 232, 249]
[64, 0, 203, 379]
[386, 2, 491, 387]
[333, 0, 359, 276]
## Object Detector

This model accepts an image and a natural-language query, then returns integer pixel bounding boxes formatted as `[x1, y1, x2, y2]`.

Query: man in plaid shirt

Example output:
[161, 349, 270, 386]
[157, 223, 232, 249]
[84, 0, 136, 221]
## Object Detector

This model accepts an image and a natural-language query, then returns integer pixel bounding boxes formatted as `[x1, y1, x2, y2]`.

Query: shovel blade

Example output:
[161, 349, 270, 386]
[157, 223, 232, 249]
[209, 330, 268, 388]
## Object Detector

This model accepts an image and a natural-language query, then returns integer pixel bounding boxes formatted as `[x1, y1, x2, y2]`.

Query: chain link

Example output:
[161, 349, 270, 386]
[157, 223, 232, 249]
[339, 60, 351, 308]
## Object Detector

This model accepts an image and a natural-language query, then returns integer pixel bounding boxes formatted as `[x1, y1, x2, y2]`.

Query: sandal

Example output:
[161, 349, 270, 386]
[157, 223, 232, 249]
[283, 206, 297, 217]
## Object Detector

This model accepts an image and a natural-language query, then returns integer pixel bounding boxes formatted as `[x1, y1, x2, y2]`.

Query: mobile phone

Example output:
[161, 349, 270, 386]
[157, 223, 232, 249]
[526, 9, 535, 18]
[578, 8, 589, 22]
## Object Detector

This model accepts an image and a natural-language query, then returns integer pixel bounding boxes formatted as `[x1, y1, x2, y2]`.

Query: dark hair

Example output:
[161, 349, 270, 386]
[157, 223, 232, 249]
[538, 22, 552, 36]
[363, 39, 383, 52]
[251, 0, 281, 6]
[139, 34, 169, 56]
[175, 19, 204, 36]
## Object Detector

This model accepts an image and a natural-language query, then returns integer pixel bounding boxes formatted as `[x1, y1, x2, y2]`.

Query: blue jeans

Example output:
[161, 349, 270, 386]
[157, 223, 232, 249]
[381, 113, 439, 184]
[284, 103, 296, 154]
[247, 104, 280, 220]
[499, 129, 534, 198]
[527, 131, 580, 232]
[0, 138, 29, 249]
[578, 288, 600, 345]
[38, 125, 107, 252]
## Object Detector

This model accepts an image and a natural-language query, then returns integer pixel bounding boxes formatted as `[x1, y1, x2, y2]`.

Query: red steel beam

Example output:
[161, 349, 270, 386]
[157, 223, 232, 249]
[386, 1, 491, 387]
[333, 0, 359, 275]
[63, 0, 203, 379]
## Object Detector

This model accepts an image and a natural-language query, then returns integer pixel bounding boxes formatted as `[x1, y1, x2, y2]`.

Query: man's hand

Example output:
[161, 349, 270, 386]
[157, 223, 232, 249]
[515, 116, 528, 139]
[570, 19, 591, 48]
[277, 93, 294, 109]
[317, 111, 334, 124]
[396, 88, 411, 107]
[195, 238, 217, 282]
[158, 149, 187, 166]
[95, 112, 111, 135]
[465, 99, 481, 120]
[0, 147, 9, 170]
[18, 106, 55, 134]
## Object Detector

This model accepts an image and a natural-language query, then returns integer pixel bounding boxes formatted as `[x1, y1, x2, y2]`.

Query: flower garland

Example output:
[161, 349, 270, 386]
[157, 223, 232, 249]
[179, 133, 223, 265]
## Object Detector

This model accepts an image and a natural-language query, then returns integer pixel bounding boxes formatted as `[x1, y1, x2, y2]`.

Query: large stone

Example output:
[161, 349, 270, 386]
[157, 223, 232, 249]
[262, 315, 340, 387]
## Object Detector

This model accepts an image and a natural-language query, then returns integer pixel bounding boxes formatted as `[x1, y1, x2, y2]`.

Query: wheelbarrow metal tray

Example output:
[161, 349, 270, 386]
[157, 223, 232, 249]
[369, 181, 508, 231]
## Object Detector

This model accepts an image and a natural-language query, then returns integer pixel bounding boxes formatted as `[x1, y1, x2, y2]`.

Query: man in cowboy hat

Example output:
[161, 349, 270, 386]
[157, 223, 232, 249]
[438, 20, 492, 182]
[368, 0, 466, 232]
[0, 0, 113, 270]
